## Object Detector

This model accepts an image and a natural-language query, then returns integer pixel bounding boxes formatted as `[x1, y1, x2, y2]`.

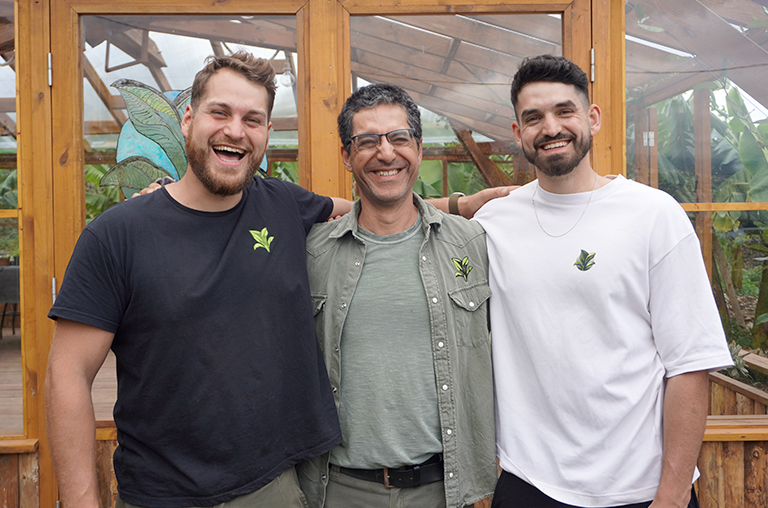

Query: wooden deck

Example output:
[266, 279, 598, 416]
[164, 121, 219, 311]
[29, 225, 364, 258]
[0, 330, 117, 435]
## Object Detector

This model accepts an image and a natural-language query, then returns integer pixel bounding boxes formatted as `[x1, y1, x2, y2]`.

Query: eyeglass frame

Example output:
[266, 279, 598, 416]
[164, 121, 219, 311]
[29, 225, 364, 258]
[349, 128, 417, 153]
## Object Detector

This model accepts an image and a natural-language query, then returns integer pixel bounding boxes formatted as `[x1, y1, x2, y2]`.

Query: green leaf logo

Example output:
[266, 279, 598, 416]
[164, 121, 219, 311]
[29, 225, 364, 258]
[250, 228, 274, 253]
[574, 249, 596, 271]
[452, 256, 473, 281]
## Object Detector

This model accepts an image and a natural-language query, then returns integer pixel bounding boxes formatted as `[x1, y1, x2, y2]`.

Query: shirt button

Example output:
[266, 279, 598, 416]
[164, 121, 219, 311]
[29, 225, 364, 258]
[442, 384, 448, 391]
[341, 303, 347, 309]
[334, 347, 339, 353]
[446, 429, 452, 435]
[354, 261, 360, 266]
[449, 472, 454, 478]
[432, 297, 438, 304]
[422, 256, 427, 261]
[321, 475, 327, 481]
[469, 301, 475, 307]
[332, 387, 337, 393]
[438, 341, 444, 348]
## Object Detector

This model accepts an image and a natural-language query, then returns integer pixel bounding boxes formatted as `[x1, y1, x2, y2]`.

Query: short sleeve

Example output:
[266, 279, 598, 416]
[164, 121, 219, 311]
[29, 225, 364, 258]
[282, 181, 334, 232]
[649, 232, 733, 376]
[48, 227, 126, 333]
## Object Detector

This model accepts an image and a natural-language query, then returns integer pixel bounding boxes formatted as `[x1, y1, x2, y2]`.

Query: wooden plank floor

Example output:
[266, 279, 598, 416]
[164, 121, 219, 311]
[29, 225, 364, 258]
[0, 330, 117, 435]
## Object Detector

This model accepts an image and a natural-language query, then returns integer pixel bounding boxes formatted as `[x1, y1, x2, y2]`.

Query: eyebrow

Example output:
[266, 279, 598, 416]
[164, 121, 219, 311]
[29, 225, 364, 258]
[205, 101, 267, 118]
[519, 100, 579, 120]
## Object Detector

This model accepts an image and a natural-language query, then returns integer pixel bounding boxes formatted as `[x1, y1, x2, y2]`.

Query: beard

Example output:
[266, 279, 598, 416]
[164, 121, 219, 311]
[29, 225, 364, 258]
[522, 133, 592, 178]
[185, 124, 262, 197]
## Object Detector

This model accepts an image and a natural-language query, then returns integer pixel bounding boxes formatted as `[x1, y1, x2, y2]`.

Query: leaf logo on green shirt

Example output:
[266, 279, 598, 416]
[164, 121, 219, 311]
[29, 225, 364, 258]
[574, 249, 596, 271]
[250, 228, 274, 253]
[452, 256, 473, 281]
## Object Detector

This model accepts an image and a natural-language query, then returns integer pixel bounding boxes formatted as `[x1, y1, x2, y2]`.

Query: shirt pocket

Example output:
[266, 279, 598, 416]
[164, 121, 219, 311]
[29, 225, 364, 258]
[448, 282, 491, 347]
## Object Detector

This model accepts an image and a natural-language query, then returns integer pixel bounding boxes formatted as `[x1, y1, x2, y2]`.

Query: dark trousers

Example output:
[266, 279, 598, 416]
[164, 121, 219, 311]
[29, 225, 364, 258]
[491, 470, 700, 508]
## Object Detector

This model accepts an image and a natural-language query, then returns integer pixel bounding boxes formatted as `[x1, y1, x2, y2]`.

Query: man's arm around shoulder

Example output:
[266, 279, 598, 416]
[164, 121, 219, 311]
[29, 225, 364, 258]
[651, 370, 710, 508]
[46, 318, 114, 508]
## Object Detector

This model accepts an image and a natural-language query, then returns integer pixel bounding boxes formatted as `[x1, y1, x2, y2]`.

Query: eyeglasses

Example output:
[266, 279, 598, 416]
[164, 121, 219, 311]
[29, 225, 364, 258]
[350, 129, 416, 153]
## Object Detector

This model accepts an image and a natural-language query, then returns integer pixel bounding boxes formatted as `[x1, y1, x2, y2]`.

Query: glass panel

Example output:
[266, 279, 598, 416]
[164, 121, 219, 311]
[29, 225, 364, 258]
[707, 211, 768, 382]
[349, 14, 561, 197]
[625, 1, 768, 205]
[0, 0, 20, 437]
[81, 15, 298, 419]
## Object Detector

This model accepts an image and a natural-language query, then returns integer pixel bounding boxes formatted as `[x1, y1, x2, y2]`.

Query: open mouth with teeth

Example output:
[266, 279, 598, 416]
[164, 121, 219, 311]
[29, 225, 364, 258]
[539, 139, 570, 151]
[213, 145, 246, 162]
[374, 169, 401, 177]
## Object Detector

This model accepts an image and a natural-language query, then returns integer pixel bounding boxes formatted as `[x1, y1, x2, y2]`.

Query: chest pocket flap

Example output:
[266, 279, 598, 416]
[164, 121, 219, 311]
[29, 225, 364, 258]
[448, 282, 491, 311]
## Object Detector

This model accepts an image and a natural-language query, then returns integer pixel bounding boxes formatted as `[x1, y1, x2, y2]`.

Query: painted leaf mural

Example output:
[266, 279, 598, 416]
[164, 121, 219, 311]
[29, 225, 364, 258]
[112, 79, 187, 178]
[101, 156, 174, 191]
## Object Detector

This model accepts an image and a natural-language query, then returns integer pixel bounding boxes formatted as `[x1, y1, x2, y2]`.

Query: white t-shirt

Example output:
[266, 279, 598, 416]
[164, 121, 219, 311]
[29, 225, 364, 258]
[474, 175, 732, 507]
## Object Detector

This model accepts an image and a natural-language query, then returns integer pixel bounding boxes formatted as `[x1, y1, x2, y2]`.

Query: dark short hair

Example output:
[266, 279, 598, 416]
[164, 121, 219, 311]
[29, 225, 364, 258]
[510, 55, 590, 115]
[338, 83, 422, 153]
[190, 51, 277, 119]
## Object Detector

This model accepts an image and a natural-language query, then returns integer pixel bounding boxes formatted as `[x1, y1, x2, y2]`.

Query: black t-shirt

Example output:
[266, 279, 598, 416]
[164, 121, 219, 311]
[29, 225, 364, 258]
[49, 177, 341, 507]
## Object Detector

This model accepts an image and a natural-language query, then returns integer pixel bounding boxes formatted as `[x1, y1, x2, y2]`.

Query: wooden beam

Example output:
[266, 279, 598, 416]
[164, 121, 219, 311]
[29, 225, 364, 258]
[0, 439, 38, 454]
[454, 128, 513, 187]
[694, 88, 713, 278]
[82, 55, 127, 126]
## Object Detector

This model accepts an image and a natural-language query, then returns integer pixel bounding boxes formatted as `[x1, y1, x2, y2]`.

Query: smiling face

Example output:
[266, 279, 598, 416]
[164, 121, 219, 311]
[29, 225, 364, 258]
[181, 68, 271, 196]
[512, 81, 600, 179]
[342, 103, 422, 210]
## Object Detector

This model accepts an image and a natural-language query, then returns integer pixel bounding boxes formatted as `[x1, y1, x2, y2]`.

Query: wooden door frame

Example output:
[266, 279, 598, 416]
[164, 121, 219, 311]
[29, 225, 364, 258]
[24, 0, 622, 504]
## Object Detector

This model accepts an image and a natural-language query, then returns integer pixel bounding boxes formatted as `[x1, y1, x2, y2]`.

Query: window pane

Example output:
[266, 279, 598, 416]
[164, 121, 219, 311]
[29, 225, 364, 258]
[625, 1, 768, 204]
[349, 14, 561, 196]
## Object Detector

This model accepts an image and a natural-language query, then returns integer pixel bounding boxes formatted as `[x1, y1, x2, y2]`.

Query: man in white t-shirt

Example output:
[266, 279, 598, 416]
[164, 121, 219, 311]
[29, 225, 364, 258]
[473, 55, 733, 508]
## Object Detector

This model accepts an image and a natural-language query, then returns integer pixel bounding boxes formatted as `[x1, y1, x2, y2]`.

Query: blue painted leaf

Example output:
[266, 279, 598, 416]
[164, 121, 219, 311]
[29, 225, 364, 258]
[112, 79, 187, 177]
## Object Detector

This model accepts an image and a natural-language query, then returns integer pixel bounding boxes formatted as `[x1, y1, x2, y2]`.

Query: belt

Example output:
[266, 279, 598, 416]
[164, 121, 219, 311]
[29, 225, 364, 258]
[335, 454, 444, 488]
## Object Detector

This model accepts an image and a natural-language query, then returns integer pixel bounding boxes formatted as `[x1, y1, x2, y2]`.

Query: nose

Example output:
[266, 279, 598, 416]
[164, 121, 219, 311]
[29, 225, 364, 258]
[222, 116, 245, 140]
[375, 136, 397, 162]
[541, 114, 560, 136]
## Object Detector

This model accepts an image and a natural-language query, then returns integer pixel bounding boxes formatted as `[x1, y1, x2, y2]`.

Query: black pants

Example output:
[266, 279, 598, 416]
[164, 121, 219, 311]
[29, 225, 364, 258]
[491, 470, 700, 508]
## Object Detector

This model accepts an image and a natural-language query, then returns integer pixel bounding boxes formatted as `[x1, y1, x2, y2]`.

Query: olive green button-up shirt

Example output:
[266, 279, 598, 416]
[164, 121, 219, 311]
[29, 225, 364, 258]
[298, 194, 496, 508]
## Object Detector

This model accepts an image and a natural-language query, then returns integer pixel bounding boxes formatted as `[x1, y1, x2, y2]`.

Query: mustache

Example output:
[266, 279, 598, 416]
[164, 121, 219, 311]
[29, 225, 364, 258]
[534, 133, 573, 150]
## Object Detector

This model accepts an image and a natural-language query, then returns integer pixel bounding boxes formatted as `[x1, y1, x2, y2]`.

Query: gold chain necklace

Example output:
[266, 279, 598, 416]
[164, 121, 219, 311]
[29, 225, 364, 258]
[531, 174, 598, 238]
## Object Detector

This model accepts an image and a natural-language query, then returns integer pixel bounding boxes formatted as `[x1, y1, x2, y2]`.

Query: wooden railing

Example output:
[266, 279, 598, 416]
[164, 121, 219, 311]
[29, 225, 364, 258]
[0, 439, 39, 507]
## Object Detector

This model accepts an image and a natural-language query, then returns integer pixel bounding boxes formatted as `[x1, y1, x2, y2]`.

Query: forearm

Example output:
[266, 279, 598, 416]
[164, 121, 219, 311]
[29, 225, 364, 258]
[46, 364, 101, 508]
[428, 186, 514, 219]
[651, 370, 709, 508]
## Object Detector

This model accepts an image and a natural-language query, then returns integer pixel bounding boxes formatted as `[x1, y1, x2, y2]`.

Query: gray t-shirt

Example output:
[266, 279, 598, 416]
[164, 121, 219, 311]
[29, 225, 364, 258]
[329, 216, 442, 469]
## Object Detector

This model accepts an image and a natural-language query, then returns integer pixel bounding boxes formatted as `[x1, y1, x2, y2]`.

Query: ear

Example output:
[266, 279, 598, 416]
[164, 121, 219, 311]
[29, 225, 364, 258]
[341, 145, 353, 173]
[511, 120, 522, 146]
[180, 104, 193, 137]
[588, 104, 601, 136]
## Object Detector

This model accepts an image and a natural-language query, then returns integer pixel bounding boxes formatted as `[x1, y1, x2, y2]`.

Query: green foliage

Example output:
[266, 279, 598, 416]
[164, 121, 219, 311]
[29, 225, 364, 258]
[272, 161, 299, 184]
[721, 340, 751, 379]
[85, 164, 121, 224]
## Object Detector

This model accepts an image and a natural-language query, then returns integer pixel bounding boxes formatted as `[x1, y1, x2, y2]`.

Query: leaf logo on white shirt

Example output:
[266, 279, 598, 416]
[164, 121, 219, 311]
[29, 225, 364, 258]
[574, 250, 596, 271]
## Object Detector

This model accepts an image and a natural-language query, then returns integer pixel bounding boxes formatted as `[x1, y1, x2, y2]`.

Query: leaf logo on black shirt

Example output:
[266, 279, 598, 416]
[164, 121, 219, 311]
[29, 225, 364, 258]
[250, 228, 274, 253]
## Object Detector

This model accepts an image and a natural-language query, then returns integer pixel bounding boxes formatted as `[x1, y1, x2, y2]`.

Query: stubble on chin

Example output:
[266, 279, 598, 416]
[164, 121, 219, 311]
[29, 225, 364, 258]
[185, 139, 261, 196]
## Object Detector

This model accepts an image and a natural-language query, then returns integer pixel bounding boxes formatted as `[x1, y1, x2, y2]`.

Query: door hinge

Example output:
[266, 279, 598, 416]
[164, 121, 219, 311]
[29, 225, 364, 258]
[52, 277, 57, 304]
[590, 48, 595, 82]
[48, 53, 52, 87]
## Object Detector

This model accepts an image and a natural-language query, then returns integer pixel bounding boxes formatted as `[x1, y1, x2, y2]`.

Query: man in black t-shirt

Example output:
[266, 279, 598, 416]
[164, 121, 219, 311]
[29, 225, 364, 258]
[46, 52, 349, 508]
